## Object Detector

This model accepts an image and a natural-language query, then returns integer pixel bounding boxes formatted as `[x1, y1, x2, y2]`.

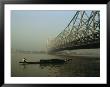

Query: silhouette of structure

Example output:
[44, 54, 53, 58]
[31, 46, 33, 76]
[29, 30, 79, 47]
[47, 11, 100, 52]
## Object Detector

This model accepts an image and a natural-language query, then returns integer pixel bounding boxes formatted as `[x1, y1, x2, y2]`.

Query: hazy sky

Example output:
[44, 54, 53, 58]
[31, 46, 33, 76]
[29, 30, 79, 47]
[11, 10, 76, 51]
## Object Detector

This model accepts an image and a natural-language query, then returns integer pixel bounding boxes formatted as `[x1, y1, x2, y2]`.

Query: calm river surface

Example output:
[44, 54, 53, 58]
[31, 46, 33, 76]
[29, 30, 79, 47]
[11, 51, 100, 77]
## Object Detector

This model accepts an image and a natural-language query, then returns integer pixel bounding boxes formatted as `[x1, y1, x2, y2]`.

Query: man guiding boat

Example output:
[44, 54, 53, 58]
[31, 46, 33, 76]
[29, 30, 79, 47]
[22, 58, 27, 62]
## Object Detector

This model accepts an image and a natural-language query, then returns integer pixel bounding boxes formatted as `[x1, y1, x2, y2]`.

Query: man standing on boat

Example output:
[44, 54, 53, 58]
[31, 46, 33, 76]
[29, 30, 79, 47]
[22, 58, 27, 62]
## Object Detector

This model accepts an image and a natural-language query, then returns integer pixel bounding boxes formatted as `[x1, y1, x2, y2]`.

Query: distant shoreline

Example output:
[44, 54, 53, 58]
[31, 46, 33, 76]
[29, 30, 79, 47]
[49, 48, 100, 58]
[53, 54, 100, 59]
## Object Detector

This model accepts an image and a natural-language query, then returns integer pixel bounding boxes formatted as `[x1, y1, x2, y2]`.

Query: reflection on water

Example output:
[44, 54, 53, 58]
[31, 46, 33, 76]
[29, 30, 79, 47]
[11, 51, 100, 77]
[40, 63, 64, 69]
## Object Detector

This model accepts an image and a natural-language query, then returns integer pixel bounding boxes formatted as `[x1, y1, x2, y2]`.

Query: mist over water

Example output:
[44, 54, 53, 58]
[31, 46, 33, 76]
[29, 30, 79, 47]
[11, 10, 75, 51]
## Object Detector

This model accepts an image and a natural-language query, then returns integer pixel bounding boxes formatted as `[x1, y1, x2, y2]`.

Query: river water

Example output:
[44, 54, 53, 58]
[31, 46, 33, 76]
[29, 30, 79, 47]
[11, 51, 100, 77]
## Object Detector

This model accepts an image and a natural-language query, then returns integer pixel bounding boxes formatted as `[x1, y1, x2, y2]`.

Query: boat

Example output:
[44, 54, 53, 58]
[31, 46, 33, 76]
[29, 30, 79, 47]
[19, 62, 40, 64]
[19, 59, 65, 64]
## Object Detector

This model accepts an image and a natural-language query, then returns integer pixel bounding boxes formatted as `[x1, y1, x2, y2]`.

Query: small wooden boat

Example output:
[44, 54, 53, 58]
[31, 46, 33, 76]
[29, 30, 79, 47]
[19, 59, 65, 64]
[40, 59, 65, 63]
[19, 62, 40, 64]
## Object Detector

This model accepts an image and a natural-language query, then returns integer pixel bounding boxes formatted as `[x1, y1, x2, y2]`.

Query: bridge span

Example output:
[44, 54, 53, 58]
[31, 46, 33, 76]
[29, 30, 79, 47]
[47, 11, 100, 53]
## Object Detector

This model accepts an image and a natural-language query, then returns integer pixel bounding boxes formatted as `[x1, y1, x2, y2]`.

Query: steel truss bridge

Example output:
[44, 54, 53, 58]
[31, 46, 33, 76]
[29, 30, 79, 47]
[47, 11, 100, 52]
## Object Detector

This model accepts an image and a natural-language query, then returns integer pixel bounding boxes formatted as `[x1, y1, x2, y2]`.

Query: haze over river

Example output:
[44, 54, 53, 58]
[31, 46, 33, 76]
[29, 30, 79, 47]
[11, 49, 100, 77]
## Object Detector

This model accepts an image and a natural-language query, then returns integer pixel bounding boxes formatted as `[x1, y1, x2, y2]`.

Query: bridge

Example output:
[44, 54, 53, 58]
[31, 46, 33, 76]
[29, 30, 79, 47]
[47, 11, 100, 53]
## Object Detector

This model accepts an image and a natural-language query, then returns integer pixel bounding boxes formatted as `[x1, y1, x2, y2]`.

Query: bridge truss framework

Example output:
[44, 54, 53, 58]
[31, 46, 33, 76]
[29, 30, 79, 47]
[47, 11, 100, 52]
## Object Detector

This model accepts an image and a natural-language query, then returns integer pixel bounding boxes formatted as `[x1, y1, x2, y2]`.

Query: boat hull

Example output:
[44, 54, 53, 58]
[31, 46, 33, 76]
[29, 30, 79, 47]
[19, 59, 65, 64]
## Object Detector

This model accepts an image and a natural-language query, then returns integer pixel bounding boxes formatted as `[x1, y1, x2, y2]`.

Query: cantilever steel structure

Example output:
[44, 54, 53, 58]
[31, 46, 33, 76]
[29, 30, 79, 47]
[47, 11, 100, 52]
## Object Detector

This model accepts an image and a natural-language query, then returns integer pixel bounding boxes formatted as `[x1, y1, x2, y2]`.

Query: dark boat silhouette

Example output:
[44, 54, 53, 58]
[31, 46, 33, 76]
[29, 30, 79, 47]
[19, 59, 66, 64]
